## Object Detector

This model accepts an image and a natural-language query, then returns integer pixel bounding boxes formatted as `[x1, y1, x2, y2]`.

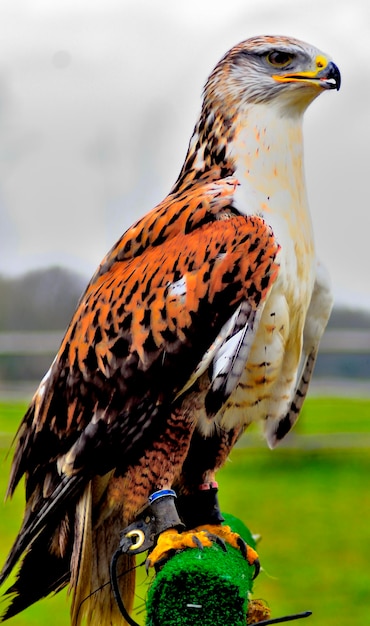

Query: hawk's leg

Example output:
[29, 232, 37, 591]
[177, 480, 224, 527]
[147, 425, 259, 575]
[115, 420, 258, 574]
[175, 424, 244, 526]
[108, 406, 196, 559]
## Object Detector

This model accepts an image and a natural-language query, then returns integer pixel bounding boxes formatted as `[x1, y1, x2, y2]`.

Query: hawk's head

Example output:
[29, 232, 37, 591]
[206, 35, 341, 114]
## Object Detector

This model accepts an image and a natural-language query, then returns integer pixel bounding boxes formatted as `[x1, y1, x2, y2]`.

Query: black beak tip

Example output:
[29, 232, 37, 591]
[329, 61, 341, 91]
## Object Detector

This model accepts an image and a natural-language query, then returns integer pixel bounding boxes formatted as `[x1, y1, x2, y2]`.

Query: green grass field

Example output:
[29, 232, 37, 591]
[1, 396, 370, 625]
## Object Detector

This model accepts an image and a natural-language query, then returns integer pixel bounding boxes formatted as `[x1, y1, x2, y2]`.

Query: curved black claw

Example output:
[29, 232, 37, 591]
[236, 536, 247, 559]
[206, 532, 228, 552]
[192, 535, 205, 550]
[145, 549, 177, 575]
[236, 536, 260, 579]
[252, 557, 261, 580]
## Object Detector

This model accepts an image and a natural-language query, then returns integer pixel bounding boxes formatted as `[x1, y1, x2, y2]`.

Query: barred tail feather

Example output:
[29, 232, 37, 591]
[265, 350, 317, 449]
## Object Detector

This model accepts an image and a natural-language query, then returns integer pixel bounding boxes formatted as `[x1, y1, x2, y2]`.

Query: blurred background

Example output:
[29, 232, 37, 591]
[0, 1, 369, 625]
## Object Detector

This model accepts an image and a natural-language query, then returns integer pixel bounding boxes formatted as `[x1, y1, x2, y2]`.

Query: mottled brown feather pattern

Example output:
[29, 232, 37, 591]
[7, 178, 278, 497]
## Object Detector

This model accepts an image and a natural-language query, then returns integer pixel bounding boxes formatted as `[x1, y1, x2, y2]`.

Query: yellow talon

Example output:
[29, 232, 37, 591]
[146, 524, 259, 578]
[146, 527, 213, 569]
[195, 524, 260, 570]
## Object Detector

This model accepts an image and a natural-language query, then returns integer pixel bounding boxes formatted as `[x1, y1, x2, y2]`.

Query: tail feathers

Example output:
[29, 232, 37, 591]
[71, 483, 136, 626]
[70, 484, 93, 626]
[0, 534, 70, 622]
[1, 478, 136, 626]
[74, 551, 136, 626]
[0, 473, 83, 593]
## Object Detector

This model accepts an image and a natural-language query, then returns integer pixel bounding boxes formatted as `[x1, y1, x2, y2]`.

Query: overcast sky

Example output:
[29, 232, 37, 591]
[0, 0, 369, 311]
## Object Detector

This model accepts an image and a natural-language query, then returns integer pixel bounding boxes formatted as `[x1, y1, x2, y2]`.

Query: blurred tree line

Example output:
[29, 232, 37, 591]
[0, 267, 85, 383]
[0, 266, 369, 384]
[0, 267, 86, 331]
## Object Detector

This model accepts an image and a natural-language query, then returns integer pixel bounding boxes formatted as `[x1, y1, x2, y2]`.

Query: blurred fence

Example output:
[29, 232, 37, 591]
[318, 329, 370, 353]
[1, 329, 370, 355]
[0, 329, 369, 400]
[0, 331, 63, 355]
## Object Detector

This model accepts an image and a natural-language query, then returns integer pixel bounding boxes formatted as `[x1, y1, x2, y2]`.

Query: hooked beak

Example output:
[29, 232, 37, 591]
[273, 59, 341, 91]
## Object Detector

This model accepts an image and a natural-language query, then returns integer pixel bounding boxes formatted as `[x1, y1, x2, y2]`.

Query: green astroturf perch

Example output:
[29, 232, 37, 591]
[146, 514, 269, 626]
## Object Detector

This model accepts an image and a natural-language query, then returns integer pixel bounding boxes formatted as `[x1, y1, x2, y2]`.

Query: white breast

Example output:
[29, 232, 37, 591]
[216, 104, 317, 433]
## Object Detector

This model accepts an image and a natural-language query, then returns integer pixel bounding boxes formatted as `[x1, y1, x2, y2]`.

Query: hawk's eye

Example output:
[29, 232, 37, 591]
[266, 51, 294, 67]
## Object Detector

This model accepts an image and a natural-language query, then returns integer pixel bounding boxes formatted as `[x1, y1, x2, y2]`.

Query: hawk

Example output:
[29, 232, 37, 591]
[0, 35, 340, 625]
